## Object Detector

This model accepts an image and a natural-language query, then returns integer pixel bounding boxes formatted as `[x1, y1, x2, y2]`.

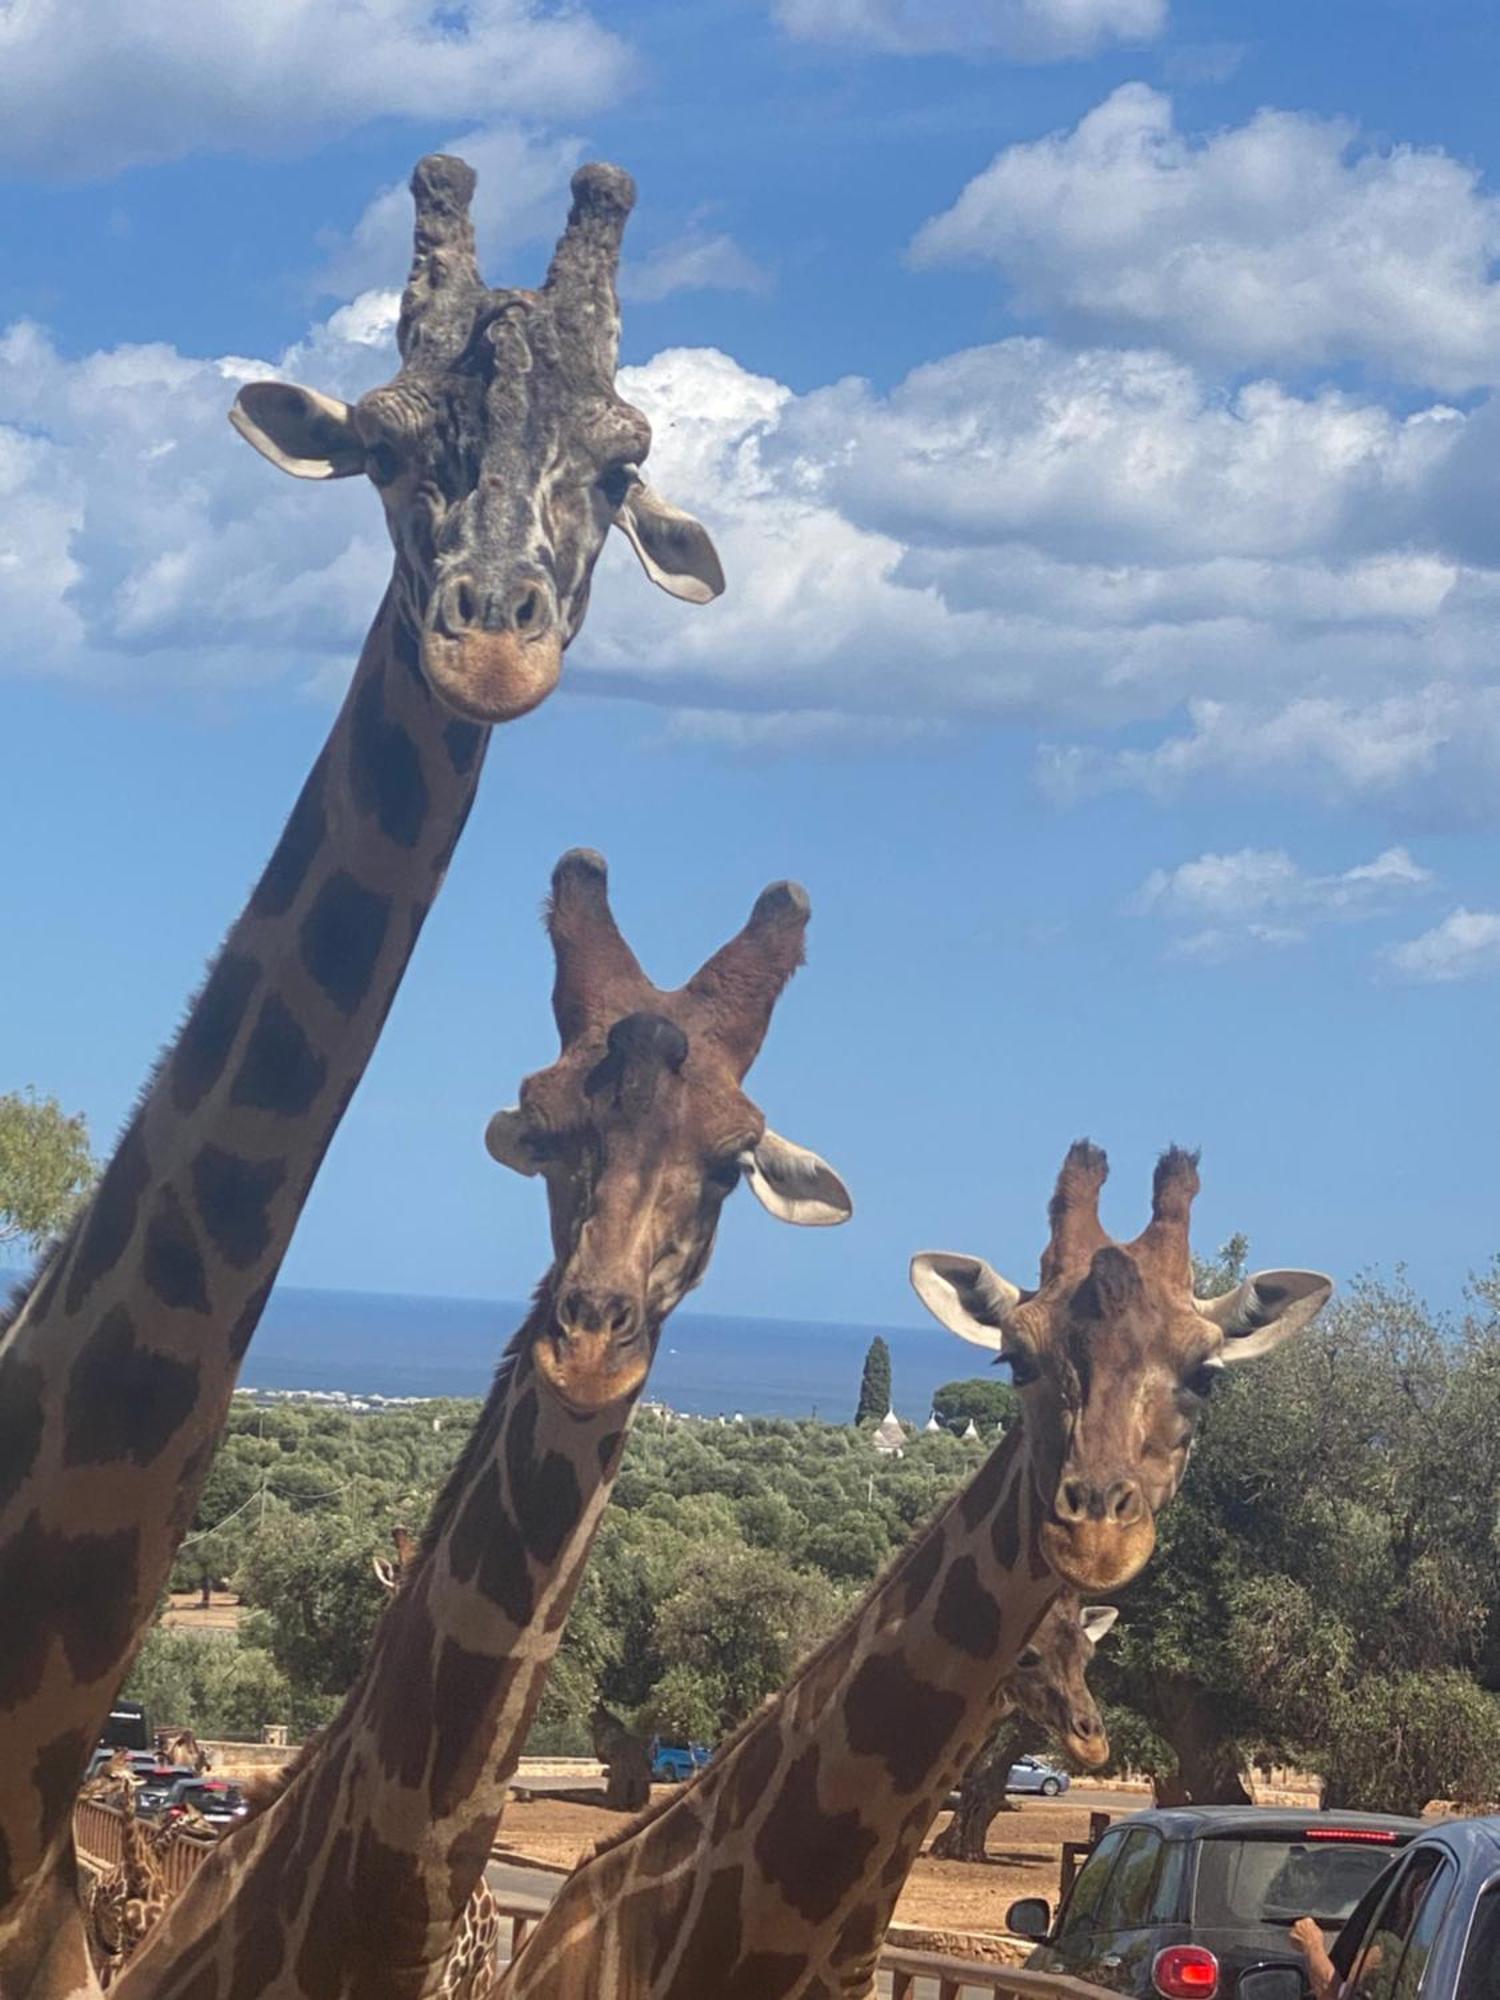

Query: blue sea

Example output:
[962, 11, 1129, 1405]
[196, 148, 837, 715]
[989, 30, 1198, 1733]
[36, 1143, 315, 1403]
[1, 1264, 977, 1419]
[241, 1283, 970, 1422]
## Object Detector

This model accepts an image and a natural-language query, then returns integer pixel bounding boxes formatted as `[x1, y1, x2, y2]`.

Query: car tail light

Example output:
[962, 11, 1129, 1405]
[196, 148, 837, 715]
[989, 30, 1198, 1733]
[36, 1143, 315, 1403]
[1153, 1945, 1219, 1998]
[1300, 1827, 1398, 1843]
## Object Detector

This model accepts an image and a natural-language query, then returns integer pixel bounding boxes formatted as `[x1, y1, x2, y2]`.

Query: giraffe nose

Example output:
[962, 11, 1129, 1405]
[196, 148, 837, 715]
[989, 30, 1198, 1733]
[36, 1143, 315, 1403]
[558, 1288, 643, 1345]
[1056, 1475, 1143, 1527]
[436, 570, 555, 639]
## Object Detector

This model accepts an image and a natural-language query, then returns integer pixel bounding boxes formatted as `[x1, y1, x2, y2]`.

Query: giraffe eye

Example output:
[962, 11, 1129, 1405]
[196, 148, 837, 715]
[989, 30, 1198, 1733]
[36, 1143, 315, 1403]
[367, 442, 402, 486]
[1003, 1347, 1040, 1388]
[600, 463, 634, 510]
[1017, 1648, 1041, 1670]
[1184, 1360, 1222, 1400]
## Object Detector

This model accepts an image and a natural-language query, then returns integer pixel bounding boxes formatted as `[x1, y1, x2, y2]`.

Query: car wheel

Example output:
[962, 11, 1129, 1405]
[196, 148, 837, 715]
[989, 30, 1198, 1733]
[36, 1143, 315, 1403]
[1040, 1777, 1061, 1797]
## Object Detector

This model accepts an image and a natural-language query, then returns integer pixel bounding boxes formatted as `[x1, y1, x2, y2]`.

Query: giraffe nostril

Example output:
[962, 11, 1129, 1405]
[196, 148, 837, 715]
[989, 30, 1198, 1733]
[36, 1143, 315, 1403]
[514, 589, 538, 631]
[454, 578, 478, 628]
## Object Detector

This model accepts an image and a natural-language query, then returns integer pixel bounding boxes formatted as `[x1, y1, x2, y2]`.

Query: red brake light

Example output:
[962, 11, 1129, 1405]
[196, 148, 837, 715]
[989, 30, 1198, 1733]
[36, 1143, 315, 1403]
[1301, 1827, 1398, 1843]
[1153, 1945, 1219, 1999]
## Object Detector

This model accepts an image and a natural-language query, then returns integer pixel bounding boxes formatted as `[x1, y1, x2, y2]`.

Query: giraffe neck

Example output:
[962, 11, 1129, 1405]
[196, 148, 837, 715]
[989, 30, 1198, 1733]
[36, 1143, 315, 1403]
[0, 586, 489, 1991]
[115, 1300, 651, 2000]
[115, 1804, 156, 1903]
[500, 1426, 1061, 2000]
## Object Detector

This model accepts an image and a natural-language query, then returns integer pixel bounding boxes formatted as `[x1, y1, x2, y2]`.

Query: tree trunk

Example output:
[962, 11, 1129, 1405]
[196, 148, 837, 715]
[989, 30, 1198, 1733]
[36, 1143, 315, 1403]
[931, 1721, 1032, 1861]
[1154, 1681, 1251, 1805]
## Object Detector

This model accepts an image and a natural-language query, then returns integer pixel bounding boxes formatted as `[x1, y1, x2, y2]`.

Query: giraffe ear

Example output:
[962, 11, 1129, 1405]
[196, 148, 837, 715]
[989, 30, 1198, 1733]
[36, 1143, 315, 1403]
[230, 382, 366, 480]
[612, 473, 726, 604]
[1197, 1268, 1333, 1364]
[909, 1252, 1023, 1350]
[739, 1130, 852, 1227]
[1081, 1605, 1119, 1645]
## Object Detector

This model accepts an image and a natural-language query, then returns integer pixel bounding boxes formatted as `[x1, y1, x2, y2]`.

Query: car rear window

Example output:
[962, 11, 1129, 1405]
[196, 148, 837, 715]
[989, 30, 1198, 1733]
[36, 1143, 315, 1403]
[1194, 1835, 1401, 1928]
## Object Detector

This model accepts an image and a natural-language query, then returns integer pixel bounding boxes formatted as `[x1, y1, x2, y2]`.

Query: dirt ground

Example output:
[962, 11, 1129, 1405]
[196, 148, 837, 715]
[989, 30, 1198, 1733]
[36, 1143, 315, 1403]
[162, 1591, 242, 1632]
[501, 1791, 1109, 1936]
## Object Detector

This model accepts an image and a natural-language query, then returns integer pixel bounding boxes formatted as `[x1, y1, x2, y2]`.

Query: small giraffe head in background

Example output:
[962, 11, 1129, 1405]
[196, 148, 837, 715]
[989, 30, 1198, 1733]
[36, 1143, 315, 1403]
[371, 1524, 419, 1596]
[1009, 1595, 1117, 1770]
[485, 848, 852, 1412]
[228, 155, 723, 724]
[912, 1142, 1330, 1592]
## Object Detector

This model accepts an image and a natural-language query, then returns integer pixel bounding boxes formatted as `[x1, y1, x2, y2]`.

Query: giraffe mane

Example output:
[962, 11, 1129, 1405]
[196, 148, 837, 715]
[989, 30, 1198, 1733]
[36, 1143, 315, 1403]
[414, 1289, 547, 1562]
[0, 938, 243, 1344]
[0, 1230, 68, 1339]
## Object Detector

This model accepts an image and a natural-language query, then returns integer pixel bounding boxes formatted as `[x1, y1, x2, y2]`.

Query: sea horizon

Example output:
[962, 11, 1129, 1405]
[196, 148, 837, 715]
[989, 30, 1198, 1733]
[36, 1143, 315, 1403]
[242, 1280, 973, 1422]
[1, 1266, 980, 1421]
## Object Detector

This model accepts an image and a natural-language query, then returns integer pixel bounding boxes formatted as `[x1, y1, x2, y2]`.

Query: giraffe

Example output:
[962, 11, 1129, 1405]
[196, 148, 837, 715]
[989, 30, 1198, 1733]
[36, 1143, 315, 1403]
[0, 151, 722, 2000]
[81, 1778, 169, 1991]
[117, 847, 852, 2000]
[929, 1594, 1117, 1862]
[494, 1142, 1331, 1999]
[157, 1736, 209, 1778]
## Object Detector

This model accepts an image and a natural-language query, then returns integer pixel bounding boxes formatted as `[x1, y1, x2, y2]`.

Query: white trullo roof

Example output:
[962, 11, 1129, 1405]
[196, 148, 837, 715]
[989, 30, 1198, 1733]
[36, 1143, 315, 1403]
[873, 1407, 907, 1452]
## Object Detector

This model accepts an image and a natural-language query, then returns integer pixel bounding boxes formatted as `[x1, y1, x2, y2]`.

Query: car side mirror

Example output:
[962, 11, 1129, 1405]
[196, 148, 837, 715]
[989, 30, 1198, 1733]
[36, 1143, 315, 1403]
[1240, 1972, 1302, 2000]
[1006, 1897, 1052, 1939]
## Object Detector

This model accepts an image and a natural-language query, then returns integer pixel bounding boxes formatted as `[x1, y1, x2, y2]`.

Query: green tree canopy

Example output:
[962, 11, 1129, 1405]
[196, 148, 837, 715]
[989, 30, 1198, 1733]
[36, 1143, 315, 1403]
[930, 1377, 1018, 1433]
[0, 1089, 95, 1254]
[854, 1335, 892, 1425]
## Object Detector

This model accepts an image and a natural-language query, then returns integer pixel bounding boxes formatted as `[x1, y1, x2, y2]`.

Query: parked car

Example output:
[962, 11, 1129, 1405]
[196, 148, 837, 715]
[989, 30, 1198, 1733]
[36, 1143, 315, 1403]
[648, 1738, 712, 1784]
[1311, 1813, 1500, 2000]
[156, 1777, 249, 1833]
[1006, 1756, 1071, 1799]
[1008, 1805, 1425, 1997]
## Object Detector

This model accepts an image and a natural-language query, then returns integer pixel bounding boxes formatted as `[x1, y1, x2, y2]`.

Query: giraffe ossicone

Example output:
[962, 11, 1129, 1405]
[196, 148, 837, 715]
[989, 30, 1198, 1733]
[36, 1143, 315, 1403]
[232, 156, 724, 725]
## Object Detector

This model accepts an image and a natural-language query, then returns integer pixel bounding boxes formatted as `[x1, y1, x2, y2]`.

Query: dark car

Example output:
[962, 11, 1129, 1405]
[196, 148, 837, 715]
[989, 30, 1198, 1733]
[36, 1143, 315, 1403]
[648, 1738, 711, 1784]
[1315, 1813, 1500, 2000]
[97, 1701, 151, 1754]
[157, 1777, 249, 1832]
[1009, 1805, 1425, 1997]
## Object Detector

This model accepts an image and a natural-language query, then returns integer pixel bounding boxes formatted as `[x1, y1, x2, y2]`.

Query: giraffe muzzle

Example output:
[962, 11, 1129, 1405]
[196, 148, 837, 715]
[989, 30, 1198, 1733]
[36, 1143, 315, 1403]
[533, 1291, 651, 1412]
[421, 570, 563, 722]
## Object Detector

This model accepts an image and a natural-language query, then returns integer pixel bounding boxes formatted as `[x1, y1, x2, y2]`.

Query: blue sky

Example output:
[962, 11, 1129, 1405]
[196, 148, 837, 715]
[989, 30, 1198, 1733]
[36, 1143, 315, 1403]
[7, 0, 1500, 1331]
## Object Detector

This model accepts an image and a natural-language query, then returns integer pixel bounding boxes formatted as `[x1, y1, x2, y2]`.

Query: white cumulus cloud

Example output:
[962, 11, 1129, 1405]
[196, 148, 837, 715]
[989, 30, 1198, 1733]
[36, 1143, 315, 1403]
[912, 85, 1500, 391]
[772, 0, 1166, 60]
[0, 0, 630, 178]
[1133, 845, 1432, 959]
[1387, 910, 1500, 984]
[12, 291, 1500, 827]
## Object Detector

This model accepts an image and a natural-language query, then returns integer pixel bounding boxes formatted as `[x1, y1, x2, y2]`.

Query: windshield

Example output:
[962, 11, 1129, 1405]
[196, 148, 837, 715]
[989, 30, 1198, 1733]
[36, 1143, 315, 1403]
[1195, 1838, 1399, 1928]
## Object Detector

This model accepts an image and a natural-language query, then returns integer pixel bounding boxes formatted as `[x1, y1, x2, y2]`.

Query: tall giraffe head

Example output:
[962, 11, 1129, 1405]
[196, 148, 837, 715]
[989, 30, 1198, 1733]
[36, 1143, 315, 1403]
[228, 155, 723, 724]
[1009, 1594, 1117, 1769]
[912, 1142, 1330, 1592]
[484, 848, 852, 1411]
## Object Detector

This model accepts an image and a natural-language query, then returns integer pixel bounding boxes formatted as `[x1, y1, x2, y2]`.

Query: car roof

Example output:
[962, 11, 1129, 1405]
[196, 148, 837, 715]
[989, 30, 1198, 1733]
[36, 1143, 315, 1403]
[1401, 1816, 1500, 1862]
[1108, 1805, 1429, 1840]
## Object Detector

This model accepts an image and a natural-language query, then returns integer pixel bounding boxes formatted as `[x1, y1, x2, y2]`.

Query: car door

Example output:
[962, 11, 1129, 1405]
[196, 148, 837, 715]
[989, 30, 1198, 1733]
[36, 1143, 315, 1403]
[1035, 1826, 1131, 1977]
[1340, 1847, 1454, 2000]
[1085, 1827, 1168, 1992]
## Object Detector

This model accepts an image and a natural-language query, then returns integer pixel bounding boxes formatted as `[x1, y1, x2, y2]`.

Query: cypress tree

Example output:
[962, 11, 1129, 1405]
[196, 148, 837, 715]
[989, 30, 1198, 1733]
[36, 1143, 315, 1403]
[854, 1335, 893, 1426]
